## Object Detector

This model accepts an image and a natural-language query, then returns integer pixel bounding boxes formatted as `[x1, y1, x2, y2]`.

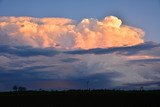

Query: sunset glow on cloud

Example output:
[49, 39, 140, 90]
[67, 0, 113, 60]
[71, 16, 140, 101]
[0, 16, 144, 49]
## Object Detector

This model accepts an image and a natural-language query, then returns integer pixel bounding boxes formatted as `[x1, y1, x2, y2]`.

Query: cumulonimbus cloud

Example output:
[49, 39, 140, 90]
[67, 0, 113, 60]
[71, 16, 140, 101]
[0, 16, 144, 49]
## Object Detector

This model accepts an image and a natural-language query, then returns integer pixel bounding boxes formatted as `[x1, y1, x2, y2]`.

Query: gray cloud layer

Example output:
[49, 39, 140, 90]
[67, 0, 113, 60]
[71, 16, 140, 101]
[0, 42, 160, 91]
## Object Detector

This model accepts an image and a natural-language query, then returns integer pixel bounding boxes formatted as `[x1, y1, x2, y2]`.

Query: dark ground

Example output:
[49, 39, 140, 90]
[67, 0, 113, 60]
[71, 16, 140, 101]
[0, 90, 160, 107]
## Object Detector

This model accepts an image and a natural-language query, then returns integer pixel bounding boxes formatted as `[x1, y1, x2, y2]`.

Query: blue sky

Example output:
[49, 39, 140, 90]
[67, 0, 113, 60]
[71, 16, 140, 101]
[0, 0, 160, 42]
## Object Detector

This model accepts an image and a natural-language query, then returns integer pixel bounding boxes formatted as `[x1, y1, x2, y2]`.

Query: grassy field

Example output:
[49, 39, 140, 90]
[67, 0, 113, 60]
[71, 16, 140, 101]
[0, 90, 160, 107]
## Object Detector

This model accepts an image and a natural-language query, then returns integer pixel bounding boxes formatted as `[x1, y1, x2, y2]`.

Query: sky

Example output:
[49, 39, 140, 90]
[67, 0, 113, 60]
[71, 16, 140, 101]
[0, 0, 160, 42]
[0, 0, 160, 91]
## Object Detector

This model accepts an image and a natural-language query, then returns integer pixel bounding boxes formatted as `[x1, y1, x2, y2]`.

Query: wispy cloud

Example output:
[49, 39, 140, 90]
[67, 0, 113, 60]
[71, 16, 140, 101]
[65, 41, 160, 55]
[0, 45, 59, 57]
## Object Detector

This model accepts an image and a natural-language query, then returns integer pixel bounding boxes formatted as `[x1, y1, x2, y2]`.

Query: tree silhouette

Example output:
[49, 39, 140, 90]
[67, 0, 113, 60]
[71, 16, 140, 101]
[18, 86, 26, 91]
[140, 86, 144, 91]
[13, 85, 18, 91]
[12, 85, 27, 92]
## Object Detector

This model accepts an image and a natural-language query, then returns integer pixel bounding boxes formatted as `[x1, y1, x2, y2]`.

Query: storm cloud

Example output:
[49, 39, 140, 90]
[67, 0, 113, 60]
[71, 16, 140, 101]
[0, 16, 144, 49]
[1, 16, 160, 91]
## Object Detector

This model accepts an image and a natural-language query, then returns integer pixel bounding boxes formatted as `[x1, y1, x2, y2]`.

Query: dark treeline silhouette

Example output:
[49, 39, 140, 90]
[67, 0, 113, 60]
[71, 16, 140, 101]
[12, 85, 27, 92]
[0, 85, 159, 107]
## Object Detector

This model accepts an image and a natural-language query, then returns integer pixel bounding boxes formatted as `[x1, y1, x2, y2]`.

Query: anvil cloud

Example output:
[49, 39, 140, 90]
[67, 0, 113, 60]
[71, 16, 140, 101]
[0, 16, 144, 49]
